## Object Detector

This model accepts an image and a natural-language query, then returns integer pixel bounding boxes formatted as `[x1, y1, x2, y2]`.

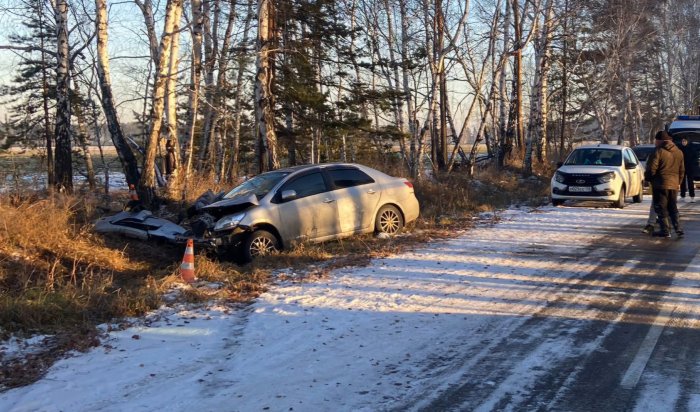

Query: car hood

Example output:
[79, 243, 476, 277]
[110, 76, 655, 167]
[557, 166, 619, 175]
[201, 193, 259, 217]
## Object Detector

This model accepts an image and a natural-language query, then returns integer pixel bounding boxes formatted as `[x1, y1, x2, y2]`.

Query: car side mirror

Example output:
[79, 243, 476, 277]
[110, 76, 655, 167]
[556, 162, 563, 168]
[281, 190, 297, 201]
[625, 162, 636, 169]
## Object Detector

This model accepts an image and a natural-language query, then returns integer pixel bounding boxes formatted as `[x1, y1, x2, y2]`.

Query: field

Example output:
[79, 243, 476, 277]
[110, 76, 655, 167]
[1, 149, 126, 194]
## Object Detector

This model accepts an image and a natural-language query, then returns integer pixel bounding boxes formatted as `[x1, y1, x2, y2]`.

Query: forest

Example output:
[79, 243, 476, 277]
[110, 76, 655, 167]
[0, 0, 698, 200]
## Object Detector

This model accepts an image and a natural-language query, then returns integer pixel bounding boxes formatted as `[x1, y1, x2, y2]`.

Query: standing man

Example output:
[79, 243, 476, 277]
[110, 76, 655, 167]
[679, 137, 697, 202]
[645, 131, 685, 238]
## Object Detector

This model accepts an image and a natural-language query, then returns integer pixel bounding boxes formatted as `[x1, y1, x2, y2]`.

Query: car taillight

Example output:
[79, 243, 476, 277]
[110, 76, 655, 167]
[404, 181, 413, 189]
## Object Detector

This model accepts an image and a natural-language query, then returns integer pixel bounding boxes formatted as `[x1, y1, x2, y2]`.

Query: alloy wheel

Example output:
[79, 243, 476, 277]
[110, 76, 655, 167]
[379, 209, 401, 234]
[249, 235, 276, 257]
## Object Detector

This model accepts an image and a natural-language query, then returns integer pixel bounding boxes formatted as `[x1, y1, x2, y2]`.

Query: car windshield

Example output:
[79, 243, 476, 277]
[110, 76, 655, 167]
[632, 146, 655, 161]
[223, 171, 290, 200]
[564, 148, 622, 166]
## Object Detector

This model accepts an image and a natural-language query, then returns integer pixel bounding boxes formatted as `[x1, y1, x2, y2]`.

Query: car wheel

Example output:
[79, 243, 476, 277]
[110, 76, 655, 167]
[242, 230, 279, 262]
[614, 186, 626, 209]
[375, 205, 404, 235]
[552, 199, 564, 207]
[632, 186, 643, 203]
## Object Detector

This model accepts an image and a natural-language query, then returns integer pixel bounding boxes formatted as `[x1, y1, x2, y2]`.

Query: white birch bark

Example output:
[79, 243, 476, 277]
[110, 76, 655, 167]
[95, 0, 141, 187]
[53, 0, 73, 192]
[165, 2, 183, 196]
[141, 0, 183, 203]
[184, 0, 204, 180]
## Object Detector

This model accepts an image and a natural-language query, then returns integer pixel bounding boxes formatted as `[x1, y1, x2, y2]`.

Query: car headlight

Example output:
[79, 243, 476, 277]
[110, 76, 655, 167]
[598, 172, 615, 183]
[554, 172, 566, 183]
[214, 213, 246, 231]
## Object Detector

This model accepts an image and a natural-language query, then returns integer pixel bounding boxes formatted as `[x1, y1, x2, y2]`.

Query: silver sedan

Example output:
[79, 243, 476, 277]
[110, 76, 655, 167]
[201, 163, 420, 262]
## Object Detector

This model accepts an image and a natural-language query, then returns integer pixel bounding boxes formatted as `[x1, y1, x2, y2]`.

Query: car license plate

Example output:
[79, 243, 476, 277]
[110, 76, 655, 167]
[569, 186, 592, 192]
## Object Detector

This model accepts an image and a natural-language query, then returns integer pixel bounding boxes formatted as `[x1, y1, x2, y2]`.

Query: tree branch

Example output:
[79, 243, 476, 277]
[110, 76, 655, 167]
[0, 45, 56, 57]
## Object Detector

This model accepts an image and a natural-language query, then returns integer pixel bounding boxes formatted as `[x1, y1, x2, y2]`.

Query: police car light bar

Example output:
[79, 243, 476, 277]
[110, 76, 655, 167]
[676, 115, 700, 121]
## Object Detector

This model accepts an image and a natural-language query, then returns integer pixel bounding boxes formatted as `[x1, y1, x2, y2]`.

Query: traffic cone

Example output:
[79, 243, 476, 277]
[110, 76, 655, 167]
[128, 184, 139, 201]
[180, 239, 196, 284]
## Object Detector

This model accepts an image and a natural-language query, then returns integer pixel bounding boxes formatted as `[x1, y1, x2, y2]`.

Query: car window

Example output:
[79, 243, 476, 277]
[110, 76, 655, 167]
[632, 146, 655, 161]
[623, 149, 637, 165]
[224, 171, 290, 200]
[279, 172, 328, 200]
[564, 148, 622, 166]
[328, 168, 375, 189]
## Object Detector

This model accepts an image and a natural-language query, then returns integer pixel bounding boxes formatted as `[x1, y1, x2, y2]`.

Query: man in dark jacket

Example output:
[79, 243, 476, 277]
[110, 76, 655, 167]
[679, 137, 697, 202]
[645, 130, 685, 238]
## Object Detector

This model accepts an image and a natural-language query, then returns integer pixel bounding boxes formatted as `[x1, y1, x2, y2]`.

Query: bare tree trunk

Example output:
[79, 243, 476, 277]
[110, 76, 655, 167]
[398, 0, 417, 175]
[37, 3, 54, 187]
[70, 71, 96, 190]
[512, 0, 524, 153]
[212, 0, 237, 180]
[165, 2, 183, 197]
[498, 0, 511, 168]
[436, 0, 448, 171]
[559, 0, 569, 159]
[95, 0, 140, 187]
[184, 0, 204, 182]
[53, 0, 73, 193]
[535, 0, 554, 164]
[255, 0, 280, 172]
[228, 0, 254, 180]
[524, 30, 539, 172]
[134, 0, 160, 62]
[382, 0, 406, 144]
[197, 0, 219, 172]
[141, 0, 183, 205]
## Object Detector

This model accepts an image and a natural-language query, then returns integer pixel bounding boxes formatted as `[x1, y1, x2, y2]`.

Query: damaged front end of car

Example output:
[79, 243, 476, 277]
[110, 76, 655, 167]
[189, 194, 260, 258]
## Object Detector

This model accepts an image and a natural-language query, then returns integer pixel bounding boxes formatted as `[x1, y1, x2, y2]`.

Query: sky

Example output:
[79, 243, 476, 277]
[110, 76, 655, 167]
[2, 198, 698, 411]
[0, 1, 154, 122]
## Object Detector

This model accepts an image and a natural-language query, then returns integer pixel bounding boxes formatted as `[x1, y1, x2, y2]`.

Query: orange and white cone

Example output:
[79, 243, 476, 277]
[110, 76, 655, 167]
[180, 239, 196, 284]
[128, 184, 139, 201]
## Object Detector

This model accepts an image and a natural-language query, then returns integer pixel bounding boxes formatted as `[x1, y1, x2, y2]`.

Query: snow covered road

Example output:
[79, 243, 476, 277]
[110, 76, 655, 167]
[2, 199, 700, 411]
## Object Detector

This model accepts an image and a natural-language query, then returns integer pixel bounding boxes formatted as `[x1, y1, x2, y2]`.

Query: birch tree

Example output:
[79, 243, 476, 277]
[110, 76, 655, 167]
[140, 0, 183, 205]
[184, 0, 204, 179]
[95, 0, 141, 188]
[53, 0, 72, 192]
[524, 0, 555, 174]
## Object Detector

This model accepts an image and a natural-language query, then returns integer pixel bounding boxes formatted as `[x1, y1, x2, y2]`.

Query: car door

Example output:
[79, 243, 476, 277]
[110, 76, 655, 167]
[272, 170, 339, 244]
[325, 166, 380, 233]
[623, 149, 641, 195]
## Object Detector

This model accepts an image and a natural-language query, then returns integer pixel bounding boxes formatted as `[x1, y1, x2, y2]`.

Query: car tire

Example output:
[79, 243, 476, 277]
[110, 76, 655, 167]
[632, 186, 643, 203]
[552, 199, 564, 207]
[375, 205, 404, 235]
[614, 186, 626, 209]
[242, 230, 279, 262]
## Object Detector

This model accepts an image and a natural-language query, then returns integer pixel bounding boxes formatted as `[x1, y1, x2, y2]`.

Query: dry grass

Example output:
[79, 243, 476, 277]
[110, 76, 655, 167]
[0, 192, 268, 389]
[0, 163, 550, 389]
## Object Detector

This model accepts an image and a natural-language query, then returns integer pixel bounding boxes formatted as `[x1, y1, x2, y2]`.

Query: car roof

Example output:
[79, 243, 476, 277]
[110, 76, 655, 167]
[633, 144, 655, 148]
[669, 119, 700, 131]
[575, 143, 626, 150]
[275, 162, 375, 174]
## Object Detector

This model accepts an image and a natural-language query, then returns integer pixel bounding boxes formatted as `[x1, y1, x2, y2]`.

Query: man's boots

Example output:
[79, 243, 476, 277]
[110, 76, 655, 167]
[671, 213, 684, 238]
[653, 217, 672, 238]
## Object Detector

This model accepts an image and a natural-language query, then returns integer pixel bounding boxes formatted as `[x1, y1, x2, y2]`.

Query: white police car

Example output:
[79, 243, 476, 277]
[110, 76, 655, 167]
[551, 144, 645, 208]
